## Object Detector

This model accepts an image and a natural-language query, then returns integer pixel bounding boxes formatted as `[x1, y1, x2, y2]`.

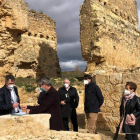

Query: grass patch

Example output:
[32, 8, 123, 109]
[15, 77, 37, 93]
[15, 75, 84, 92]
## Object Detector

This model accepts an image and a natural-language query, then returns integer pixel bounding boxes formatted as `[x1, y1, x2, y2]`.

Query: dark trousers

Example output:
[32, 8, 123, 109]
[126, 134, 138, 140]
[63, 115, 78, 132]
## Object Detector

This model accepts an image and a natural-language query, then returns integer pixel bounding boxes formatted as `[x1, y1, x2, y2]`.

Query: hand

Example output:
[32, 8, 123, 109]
[100, 107, 103, 111]
[13, 102, 19, 108]
[26, 109, 30, 114]
[61, 101, 66, 105]
[21, 105, 27, 110]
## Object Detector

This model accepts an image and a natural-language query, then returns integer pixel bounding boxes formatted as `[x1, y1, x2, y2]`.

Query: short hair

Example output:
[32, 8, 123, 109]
[37, 77, 52, 86]
[125, 82, 137, 92]
[5, 75, 15, 83]
[64, 78, 70, 83]
[84, 74, 92, 80]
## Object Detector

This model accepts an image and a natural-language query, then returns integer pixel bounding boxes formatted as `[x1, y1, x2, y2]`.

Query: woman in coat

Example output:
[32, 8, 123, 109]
[119, 82, 140, 140]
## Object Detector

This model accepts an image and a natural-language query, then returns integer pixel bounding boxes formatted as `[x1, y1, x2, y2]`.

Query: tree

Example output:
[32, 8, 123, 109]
[73, 65, 82, 72]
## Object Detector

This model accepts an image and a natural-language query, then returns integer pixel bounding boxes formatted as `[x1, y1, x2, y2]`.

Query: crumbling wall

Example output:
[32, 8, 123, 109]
[14, 11, 61, 78]
[0, 0, 61, 83]
[80, 0, 140, 74]
[0, 0, 28, 83]
[80, 0, 140, 131]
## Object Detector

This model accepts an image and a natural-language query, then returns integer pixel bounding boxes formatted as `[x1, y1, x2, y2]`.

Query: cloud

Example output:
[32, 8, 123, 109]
[57, 42, 83, 62]
[24, 0, 86, 71]
[136, 0, 140, 29]
[24, 0, 140, 71]
[60, 60, 87, 71]
[24, 0, 84, 43]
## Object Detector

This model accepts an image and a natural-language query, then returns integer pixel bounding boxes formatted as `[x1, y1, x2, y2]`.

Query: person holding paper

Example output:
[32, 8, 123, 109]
[21, 77, 64, 131]
[0, 75, 20, 115]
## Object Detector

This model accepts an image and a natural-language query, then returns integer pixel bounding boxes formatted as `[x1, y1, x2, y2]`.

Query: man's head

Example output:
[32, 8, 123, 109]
[37, 77, 52, 92]
[5, 75, 15, 89]
[84, 74, 92, 85]
[63, 78, 70, 88]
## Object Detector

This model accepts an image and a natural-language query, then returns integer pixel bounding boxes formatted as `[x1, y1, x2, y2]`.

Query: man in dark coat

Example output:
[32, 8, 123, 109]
[58, 78, 79, 132]
[22, 77, 64, 131]
[0, 75, 20, 115]
[84, 74, 104, 134]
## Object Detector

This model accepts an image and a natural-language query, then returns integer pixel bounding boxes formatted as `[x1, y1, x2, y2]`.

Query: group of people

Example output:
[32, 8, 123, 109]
[0, 74, 140, 140]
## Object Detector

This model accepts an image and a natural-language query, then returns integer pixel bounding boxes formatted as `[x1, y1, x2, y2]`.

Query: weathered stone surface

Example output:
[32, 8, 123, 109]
[96, 74, 109, 84]
[0, 114, 51, 139]
[0, 0, 61, 82]
[0, 114, 102, 140]
[80, 0, 140, 74]
[110, 73, 122, 85]
[123, 74, 140, 84]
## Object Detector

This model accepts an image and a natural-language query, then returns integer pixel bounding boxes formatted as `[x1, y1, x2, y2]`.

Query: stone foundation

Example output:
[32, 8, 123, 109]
[0, 114, 102, 140]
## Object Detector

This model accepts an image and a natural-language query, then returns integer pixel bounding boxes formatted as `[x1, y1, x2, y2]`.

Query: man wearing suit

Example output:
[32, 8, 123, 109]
[0, 75, 20, 115]
[22, 77, 64, 131]
[58, 78, 79, 132]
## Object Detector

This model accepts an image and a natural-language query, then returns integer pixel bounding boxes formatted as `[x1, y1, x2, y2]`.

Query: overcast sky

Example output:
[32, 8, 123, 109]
[24, 0, 140, 71]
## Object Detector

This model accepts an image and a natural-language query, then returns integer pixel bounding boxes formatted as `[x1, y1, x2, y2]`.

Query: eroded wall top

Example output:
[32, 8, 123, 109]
[0, 0, 61, 82]
[80, 0, 140, 74]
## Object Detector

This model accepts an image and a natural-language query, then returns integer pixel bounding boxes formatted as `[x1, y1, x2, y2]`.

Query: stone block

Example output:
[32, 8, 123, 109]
[0, 114, 51, 138]
[114, 84, 124, 93]
[105, 100, 114, 108]
[123, 74, 140, 84]
[95, 75, 110, 84]
[110, 73, 123, 85]
[104, 83, 114, 92]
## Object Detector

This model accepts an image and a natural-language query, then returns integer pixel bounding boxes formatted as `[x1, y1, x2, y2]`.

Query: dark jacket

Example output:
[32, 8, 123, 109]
[28, 86, 64, 131]
[0, 85, 20, 115]
[120, 95, 140, 134]
[58, 86, 79, 118]
[84, 81, 104, 113]
[37, 92, 45, 105]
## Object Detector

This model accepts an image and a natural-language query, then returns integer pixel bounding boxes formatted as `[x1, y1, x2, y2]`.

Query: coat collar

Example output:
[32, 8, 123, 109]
[85, 81, 94, 87]
[62, 86, 72, 90]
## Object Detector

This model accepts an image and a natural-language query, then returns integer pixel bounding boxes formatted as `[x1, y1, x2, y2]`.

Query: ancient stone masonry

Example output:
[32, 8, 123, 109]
[0, 0, 28, 83]
[95, 73, 140, 132]
[80, 0, 140, 74]
[0, 0, 61, 83]
[80, 0, 140, 134]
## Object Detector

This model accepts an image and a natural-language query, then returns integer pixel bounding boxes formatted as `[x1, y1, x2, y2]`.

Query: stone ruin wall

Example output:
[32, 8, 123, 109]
[0, 0, 28, 84]
[0, 0, 61, 84]
[80, 0, 140, 133]
[15, 11, 61, 78]
[80, 0, 140, 74]
[95, 73, 140, 132]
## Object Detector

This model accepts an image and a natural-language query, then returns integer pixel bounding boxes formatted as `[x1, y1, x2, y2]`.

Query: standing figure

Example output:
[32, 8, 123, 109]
[119, 82, 140, 140]
[58, 78, 79, 132]
[84, 74, 104, 134]
[21, 77, 64, 131]
[0, 75, 20, 115]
